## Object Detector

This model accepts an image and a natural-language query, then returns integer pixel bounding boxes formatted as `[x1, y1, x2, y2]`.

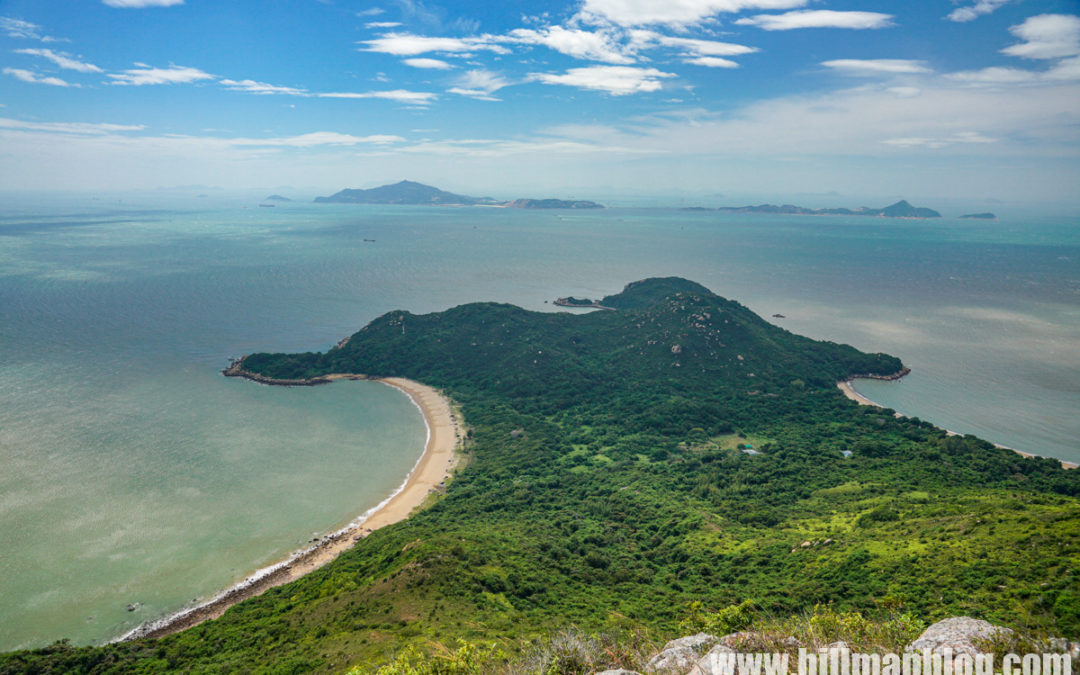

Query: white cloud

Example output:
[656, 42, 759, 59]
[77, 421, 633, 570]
[684, 56, 739, 67]
[947, 66, 1037, 84]
[506, 26, 633, 64]
[449, 69, 510, 100]
[822, 59, 931, 75]
[1, 16, 41, 39]
[0, 117, 145, 134]
[108, 64, 215, 85]
[530, 65, 675, 95]
[576, 0, 807, 27]
[947, 0, 1011, 23]
[882, 131, 996, 148]
[1046, 55, 1080, 81]
[220, 79, 307, 95]
[360, 32, 508, 56]
[888, 86, 921, 98]
[14, 48, 102, 73]
[318, 89, 438, 104]
[447, 88, 501, 101]
[230, 132, 404, 147]
[397, 136, 637, 157]
[1001, 14, 1080, 60]
[736, 10, 894, 31]
[402, 57, 453, 69]
[456, 69, 509, 92]
[948, 56, 1080, 85]
[652, 34, 757, 56]
[3, 67, 73, 87]
[356, 8, 385, 17]
[1, 16, 63, 42]
[365, 21, 402, 28]
[102, 0, 184, 7]
[527, 80, 1079, 162]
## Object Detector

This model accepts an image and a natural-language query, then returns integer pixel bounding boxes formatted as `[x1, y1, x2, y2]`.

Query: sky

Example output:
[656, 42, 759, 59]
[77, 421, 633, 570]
[0, 0, 1078, 206]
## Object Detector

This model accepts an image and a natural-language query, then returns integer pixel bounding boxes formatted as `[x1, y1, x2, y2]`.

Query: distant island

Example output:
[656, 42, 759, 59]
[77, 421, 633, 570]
[505, 198, 603, 210]
[960, 212, 997, 220]
[264, 195, 292, 202]
[314, 181, 605, 209]
[314, 180, 495, 206]
[684, 199, 941, 219]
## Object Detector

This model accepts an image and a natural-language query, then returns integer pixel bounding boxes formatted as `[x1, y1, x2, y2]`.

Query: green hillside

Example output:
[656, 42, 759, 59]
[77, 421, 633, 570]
[3, 278, 1077, 674]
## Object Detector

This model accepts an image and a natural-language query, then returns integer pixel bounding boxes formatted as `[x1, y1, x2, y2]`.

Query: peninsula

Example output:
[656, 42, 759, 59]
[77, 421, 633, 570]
[960, 212, 997, 219]
[4, 278, 1077, 673]
[685, 199, 942, 218]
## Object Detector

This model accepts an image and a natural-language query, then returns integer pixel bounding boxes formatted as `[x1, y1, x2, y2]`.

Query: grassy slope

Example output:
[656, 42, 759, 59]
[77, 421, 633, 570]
[3, 278, 1077, 674]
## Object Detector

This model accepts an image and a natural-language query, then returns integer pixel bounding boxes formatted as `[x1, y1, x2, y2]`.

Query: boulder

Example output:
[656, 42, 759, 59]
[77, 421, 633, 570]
[717, 632, 763, 649]
[646, 645, 700, 673]
[905, 617, 1013, 658]
[661, 633, 718, 653]
[687, 644, 737, 675]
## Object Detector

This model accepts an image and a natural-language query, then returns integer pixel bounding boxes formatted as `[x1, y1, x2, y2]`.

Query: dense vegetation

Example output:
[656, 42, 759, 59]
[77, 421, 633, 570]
[3, 278, 1077, 674]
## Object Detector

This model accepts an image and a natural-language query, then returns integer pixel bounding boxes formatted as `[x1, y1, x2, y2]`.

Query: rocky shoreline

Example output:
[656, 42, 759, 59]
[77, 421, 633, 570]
[221, 359, 368, 386]
[843, 367, 911, 382]
[120, 527, 362, 641]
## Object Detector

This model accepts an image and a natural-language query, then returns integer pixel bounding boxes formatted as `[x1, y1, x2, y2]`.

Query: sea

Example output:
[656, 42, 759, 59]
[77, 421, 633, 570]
[1, 193, 1077, 651]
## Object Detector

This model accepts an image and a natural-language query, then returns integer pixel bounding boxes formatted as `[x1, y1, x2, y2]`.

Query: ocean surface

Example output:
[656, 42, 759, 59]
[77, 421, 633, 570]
[1, 194, 1078, 650]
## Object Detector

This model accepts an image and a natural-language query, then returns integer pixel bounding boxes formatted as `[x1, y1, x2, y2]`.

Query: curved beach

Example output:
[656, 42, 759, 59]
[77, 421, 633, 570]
[120, 377, 461, 641]
[839, 379, 1076, 469]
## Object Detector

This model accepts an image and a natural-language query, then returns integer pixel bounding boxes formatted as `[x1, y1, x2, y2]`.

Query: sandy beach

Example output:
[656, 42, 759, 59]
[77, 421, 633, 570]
[839, 380, 1076, 469]
[121, 376, 462, 641]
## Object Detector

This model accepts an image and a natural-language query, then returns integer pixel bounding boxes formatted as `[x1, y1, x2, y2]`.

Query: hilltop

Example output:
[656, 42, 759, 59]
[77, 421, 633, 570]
[3, 278, 1076, 672]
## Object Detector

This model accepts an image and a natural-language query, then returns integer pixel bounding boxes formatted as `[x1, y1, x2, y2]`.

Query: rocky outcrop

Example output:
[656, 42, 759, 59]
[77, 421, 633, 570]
[221, 360, 368, 387]
[661, 633, 718, 653]
[690, 644, 737, 675]
[904, 617, 1013, 658]
[646, 646, 701, 673]
[643, 617, 1065, 675]
[844, 367, 910, 382]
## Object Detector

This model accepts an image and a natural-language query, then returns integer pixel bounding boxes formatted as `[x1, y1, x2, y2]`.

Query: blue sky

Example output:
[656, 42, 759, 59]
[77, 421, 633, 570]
[0, 0, 1078, 205]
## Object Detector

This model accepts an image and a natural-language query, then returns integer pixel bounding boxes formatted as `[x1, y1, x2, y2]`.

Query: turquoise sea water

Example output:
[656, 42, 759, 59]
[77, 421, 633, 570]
[1, 195, 1077, 649]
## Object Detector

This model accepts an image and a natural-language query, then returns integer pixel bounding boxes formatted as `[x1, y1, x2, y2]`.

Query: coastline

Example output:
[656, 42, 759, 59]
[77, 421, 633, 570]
[117, 375, 462, 642]
[838, 378, 1076, 470]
